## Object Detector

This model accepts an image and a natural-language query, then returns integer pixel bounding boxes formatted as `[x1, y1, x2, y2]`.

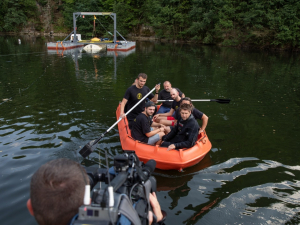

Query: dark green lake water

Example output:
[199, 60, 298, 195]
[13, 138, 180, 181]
[1, 35, 300, 224]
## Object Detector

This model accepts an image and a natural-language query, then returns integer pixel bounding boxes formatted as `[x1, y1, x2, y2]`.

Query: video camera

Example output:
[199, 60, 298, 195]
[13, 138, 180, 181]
[72, 151, 157, 225]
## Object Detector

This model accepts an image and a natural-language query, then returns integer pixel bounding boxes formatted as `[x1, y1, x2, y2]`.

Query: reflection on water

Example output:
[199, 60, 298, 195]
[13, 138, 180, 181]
[158, 157, 300, 224]
[0, 36, 300, 224]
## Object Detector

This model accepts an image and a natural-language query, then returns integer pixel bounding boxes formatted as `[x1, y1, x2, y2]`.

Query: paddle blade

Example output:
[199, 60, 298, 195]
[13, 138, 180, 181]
[213, 99, 231, 104]
[79, 140, 98, 158]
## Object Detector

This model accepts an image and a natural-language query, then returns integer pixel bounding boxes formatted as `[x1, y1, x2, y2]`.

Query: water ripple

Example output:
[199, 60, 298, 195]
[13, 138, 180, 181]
[156, 157, 300, 224]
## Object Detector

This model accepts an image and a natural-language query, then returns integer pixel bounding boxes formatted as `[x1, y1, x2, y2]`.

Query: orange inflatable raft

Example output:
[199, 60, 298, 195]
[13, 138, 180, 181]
[116, 104, 212, 171]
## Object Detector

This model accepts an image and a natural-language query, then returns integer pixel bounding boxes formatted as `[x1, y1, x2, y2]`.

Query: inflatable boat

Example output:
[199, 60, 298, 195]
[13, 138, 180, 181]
[116, 104, 212, 171]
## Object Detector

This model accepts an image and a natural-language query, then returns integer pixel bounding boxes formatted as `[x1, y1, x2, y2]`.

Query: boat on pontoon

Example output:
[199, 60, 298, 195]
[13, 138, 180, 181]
[47, 12, 135, 51]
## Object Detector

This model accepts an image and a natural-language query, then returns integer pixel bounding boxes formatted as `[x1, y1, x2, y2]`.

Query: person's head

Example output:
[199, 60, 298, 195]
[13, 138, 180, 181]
[180, 97, 194, 110]
[27, 158, 88, 225]
[144, 101, 156, 116]
[163, 81, 172, 92]
[136, 73, 147, 88]
[180, 103, 193, 120]
[170, 88, 179, 100]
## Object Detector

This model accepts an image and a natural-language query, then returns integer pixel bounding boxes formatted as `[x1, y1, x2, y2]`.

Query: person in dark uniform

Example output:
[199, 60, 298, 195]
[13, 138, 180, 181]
[172, 97, 208, 134]
[153, 88, 182, 126]
[160, 104, 199, 151]
[131, 101, 167, 145]
[119, 73, 160, 129]
[156, 81, 185, 114]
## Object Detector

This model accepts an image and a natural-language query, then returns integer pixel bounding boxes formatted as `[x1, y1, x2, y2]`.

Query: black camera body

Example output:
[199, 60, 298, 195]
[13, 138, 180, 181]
[72, 152, 157, 225]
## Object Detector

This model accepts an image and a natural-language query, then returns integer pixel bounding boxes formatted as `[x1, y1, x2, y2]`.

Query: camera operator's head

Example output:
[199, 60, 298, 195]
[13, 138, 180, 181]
[27, 158, 88, 225]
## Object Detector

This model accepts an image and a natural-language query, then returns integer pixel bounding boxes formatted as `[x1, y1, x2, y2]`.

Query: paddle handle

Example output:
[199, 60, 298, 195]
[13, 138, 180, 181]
[157, 99, 211, 102]
[157, 99, 230, 103]
[92, 84, 160, 145]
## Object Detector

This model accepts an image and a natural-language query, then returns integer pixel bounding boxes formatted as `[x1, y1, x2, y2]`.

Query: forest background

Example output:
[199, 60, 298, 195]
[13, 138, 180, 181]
[1, 0, 300, 49]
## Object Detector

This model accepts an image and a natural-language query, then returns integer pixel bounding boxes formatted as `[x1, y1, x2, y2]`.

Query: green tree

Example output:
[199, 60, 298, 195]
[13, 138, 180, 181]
[0, 0, 37, 32]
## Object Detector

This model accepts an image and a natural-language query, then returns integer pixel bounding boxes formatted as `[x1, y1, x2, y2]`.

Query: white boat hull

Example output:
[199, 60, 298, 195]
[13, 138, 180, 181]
[47, 42, 84, 50]
[107, 41, 136, 51]
[83, 44, 105, 53]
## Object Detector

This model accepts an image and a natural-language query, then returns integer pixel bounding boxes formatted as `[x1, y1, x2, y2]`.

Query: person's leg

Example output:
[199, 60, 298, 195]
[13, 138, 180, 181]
[156, 106, 164, 114]
[155, 139, 163, 145]
[148, 133, 161, 145]
[155, 132, 165, 145]
[157, 106, 171, 114]
[155, 116, 174, 123]
[164, 126, 172, 134]
[158, 119, 173, 126]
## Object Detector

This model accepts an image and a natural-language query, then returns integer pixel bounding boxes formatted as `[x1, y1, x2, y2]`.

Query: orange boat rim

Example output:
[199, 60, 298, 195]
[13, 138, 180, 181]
[116, 103, 212, 171]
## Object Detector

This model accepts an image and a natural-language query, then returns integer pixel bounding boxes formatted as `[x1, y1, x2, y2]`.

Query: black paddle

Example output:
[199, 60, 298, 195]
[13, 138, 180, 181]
[157, 99, 231, 104]
[79, 83, 160, 158]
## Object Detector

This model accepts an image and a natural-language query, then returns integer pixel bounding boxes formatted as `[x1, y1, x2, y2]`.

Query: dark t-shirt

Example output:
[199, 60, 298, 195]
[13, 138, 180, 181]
[124, 85, 155, 120]
[174, 108, 204, 121]
[158, 88, 183, 108]
[171, 100, 181, 112]
[131, 113, 152, 143]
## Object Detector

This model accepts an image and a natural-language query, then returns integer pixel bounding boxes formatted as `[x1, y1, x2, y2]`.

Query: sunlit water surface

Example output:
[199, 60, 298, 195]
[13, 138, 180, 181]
[0, 36, 300, 224]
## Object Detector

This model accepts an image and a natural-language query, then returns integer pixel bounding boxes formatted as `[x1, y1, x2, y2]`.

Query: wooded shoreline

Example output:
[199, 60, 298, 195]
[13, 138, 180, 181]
[1, 32, 299, 52]
[1, 0, 299, 51]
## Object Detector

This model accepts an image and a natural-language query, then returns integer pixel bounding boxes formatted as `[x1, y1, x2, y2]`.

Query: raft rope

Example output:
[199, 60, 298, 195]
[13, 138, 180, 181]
[55, 42, 66, 50]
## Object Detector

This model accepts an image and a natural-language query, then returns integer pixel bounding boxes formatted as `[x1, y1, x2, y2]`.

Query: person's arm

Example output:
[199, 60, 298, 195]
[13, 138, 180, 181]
[151, 122, 165, 128]
[149, 192, 163, 224]
[199, 114, 208, 133]
[153, 108, 174, 121]
[157, 91, 162, 100]
[167, 144, 176, 151]
[150, 84, 160, 103]
[120, 87, 132, 118]
[120, 98, 128, 119]
[145, 127, 164, 137]
[152, 89, 162, 104]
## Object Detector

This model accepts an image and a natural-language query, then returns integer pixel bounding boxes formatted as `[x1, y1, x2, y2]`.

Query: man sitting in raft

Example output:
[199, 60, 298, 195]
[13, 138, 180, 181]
[120, 73, 160, 129]
[156, 81, 185, 114]
[153, 88, 182, 126]
[131, 101, 167, 145]
[164, 97, 208, 134]
[161, 104, 199, 151]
